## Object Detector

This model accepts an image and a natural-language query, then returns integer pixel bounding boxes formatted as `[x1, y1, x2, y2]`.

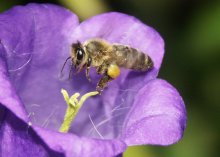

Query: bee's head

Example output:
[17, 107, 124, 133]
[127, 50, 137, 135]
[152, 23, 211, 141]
[71, 41, 87, 68]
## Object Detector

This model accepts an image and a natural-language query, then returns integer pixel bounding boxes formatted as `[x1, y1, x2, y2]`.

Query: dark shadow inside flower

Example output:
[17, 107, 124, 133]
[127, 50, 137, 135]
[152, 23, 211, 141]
[0, 4, 166, 142]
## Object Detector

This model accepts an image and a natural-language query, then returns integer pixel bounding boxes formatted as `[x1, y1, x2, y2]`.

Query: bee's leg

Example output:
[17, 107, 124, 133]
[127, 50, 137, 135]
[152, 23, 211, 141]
[96, 63, 109, 92]
[96, 63, 120, 93]
[86, 66, 91, 82]
[86, 57, 92, 82]
[96, 64, 106, 75]
[75, 64, 85, 74]
[96, 74, 113, 93]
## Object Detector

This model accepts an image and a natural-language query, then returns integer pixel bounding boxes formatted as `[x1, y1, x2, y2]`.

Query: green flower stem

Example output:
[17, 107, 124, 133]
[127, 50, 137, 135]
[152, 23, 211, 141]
[59, 89, 99, 133]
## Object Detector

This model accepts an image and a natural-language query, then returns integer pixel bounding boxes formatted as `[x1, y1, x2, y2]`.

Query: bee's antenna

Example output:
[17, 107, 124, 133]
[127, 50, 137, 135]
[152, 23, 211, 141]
[60, 56, 71, 77]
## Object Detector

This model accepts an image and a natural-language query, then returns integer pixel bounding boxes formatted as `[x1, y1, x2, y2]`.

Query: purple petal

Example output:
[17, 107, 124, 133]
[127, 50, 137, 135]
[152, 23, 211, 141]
[0, 107, 126, 157]
[0, 3, 79, 129]
[0, 108, 64, 157]
[33, 126, 126, 157]
[0, 56, 27, 121]
[120, 79, 187, 146]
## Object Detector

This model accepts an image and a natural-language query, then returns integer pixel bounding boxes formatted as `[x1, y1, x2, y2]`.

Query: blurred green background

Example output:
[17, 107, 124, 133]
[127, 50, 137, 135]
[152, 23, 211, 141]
[1, 0, 219, 157]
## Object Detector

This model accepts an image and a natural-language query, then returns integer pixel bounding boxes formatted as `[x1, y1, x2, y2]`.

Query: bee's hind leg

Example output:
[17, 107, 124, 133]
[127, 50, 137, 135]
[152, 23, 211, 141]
[96, 74, 113, 93]
[96, 63, 120, 93]
[96, 63, 112, 93]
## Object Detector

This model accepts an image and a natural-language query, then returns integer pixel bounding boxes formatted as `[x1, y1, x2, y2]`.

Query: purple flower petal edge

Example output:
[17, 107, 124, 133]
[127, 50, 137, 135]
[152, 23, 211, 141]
[0, 106, 126, 157]
[33, 126, 126, 157]
[121, 79, 187, 146]
[0, 57, 27, 121]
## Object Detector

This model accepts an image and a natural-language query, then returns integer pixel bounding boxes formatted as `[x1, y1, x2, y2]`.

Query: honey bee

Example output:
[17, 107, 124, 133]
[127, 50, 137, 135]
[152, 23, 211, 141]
[62, 38, 153, 92]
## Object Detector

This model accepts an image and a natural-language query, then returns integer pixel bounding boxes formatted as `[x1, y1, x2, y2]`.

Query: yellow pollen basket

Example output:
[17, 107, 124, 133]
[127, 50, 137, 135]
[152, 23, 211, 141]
[107, 64, 120, 79]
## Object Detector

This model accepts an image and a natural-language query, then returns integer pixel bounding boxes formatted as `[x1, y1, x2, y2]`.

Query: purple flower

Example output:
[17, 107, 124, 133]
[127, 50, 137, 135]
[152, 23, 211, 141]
[0, 3, 187, 157]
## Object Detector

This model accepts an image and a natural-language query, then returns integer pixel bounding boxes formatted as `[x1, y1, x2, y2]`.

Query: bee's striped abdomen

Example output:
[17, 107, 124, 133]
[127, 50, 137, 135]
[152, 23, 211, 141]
[112, 44, 153, 71]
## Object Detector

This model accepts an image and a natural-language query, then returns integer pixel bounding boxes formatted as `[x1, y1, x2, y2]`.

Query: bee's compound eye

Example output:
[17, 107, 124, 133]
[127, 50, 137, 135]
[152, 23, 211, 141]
[76, 48, 84, 60]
